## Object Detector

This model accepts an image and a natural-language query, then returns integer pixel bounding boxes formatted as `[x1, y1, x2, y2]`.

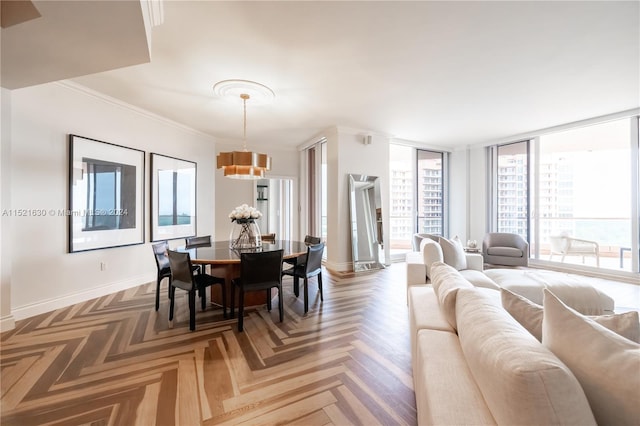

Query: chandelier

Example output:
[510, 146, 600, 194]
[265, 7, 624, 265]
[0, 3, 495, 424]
[215, 80, 273, 179]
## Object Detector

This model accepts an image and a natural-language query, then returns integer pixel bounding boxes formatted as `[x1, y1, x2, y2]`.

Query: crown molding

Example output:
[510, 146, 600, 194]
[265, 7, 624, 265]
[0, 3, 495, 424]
[55, 80, 215, 140]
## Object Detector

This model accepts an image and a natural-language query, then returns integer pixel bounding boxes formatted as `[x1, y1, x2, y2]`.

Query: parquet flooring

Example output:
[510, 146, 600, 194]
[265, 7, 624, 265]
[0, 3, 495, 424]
[0, 263, 416, 425]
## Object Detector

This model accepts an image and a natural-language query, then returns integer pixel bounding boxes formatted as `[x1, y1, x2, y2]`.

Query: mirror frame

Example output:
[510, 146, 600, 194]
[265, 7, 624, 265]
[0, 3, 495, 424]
[348, 174, 385, 272]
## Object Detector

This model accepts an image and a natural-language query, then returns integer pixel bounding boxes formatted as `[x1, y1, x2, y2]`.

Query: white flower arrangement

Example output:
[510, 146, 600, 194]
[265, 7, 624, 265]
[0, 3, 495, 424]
[228, 204, 262, 222]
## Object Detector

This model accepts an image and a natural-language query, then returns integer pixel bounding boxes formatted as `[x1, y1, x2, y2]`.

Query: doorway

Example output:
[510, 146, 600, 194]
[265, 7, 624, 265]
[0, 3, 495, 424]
[255, 178, 293, 241]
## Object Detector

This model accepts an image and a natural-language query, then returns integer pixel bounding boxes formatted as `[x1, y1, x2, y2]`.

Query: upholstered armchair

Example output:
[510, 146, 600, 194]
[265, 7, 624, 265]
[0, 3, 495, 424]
[482, 233, 529, 267]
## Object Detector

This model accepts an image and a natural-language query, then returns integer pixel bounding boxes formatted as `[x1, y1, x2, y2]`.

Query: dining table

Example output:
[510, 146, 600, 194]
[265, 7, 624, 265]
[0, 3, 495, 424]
[178, 239, 309, 307]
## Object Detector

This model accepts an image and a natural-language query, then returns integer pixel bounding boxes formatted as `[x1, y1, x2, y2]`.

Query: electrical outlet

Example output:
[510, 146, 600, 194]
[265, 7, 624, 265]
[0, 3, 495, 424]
[100, 261, 106, 271]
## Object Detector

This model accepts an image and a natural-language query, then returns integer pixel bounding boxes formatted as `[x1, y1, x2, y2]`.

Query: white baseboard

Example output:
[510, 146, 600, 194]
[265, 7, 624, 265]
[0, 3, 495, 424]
[0, 314, 15, 332]
[11, 273, 155, 322]
[324, 260, 353, 274]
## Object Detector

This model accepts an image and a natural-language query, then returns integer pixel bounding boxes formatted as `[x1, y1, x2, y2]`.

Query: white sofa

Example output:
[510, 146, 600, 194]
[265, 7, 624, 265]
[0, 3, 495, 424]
[409, 262, 640, 425]
[406, 236, 615, 314]
[406, 237, 499, 290]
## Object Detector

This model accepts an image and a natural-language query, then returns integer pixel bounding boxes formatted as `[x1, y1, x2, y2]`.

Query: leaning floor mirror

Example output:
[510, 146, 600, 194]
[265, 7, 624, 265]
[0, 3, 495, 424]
[348, 174, 385, 271]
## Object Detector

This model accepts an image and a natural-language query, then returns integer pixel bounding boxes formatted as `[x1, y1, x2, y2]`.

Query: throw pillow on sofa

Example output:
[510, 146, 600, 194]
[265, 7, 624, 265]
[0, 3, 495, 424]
[430, 261, 474, 330]
[501, 288, 640, 343]
[542, 289, 640, 425]
[456, 288, 597, 425]
[439, 236, 467, 270]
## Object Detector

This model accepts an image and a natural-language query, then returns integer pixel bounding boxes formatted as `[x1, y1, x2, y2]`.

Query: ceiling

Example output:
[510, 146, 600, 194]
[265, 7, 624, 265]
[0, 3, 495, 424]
[1, 0, 151, 89]
[3, 1, 639, 150]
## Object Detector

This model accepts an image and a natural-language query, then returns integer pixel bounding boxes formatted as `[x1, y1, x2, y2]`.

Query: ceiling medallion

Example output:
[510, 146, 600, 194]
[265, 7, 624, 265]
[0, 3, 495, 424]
[212, 79, 275, 105]
[214, 80, 273, 180]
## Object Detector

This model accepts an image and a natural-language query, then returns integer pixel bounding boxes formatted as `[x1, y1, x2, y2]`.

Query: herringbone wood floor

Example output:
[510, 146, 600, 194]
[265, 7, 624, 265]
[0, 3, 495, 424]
[1, 263, 416, 425]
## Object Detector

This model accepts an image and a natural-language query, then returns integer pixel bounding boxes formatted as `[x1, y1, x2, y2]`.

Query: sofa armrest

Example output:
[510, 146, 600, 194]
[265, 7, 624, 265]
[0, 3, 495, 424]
[465, 253, 484, 271]
[406, 252, 427, 286]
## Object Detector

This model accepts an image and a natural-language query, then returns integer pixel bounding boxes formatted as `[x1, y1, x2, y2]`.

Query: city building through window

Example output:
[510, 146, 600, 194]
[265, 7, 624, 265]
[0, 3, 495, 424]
[490, 117, 639, 273]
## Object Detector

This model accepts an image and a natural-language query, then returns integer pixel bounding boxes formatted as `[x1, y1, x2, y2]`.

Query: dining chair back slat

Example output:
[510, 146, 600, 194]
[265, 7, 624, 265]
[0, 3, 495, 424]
[304, 235, 321, 245]
[282, 242, 325, 313]
[167, 249, 227, 331]
[167, 250, 195, 291]
[185, 235, 211, 247]
[231, 249, 284, 331]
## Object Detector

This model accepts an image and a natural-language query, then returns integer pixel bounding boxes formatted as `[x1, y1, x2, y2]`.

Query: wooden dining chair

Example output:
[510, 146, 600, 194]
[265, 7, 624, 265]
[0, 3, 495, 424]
[231, 249, 284, 332]
[167, 250, 227, 331]
[282, 242, 325, 313]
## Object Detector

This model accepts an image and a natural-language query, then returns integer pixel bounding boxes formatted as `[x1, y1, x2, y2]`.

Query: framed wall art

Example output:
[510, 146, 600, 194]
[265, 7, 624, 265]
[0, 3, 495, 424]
[68, 134, 145, 252]
[150, 153, 197, 242]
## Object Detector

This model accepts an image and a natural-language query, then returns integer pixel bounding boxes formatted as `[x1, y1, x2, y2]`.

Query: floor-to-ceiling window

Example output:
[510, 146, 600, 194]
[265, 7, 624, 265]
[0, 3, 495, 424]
[495, 141, 529, 241]
[536, 119, 633, 271]
[389, 145, 414, 257]
[417, 149, 446, 236]
[389, 145, 447, 260]
[490, 116, 639, 273]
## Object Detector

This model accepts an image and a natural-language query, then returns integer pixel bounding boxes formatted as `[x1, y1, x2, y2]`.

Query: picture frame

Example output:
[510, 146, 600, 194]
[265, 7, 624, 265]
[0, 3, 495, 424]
[68, 134, 145, 252]
[150, 153, 197, 242]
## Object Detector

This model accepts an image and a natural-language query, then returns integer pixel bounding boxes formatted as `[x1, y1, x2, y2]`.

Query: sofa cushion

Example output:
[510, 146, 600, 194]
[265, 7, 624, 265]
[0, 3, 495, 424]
[430, 262, 474, 330]
[456, 288, 597, 426]
[408, 285, 454, 371]
[460, 269, 500, 290]
[543, 290, 640, 425]
[439, 236, 467, 270]
[486, 246, 523, 257]
[420, 237, 444, 279]
[485, 268, 615, 314]
[415, 329, 496, 426]
[502, 288, 640, 342]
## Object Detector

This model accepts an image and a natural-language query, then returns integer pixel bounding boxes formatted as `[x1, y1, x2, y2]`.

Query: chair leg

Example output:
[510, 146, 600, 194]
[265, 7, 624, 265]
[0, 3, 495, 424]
[278, 287, 284, 322]
[238, 288, 245, 332]
[169, 286, 176, 321]
[318, 273, 323, 301]
[266, 289, 272, 311]
[293, 276, 300, 297]
[188, 290, 196, 331]
[303, 277, 309, 313]
[155, 277, 161, 311]
[201, 286, 207, 311]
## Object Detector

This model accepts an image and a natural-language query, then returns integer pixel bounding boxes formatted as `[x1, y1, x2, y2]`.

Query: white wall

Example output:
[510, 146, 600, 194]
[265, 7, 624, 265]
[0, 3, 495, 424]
[1, 88, 15, 331]
[448, 148, 469, 241]
[448, 146, 490, 245]
[468, 146, 489, 243]
[325, 127, 390, 272]
[6, 82, 216, 322]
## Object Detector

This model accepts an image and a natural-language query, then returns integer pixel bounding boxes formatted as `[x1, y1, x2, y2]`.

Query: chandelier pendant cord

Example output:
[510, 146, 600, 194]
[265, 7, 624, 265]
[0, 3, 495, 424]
[241, 93, 249, 152]
[214, 79, 272, 179]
